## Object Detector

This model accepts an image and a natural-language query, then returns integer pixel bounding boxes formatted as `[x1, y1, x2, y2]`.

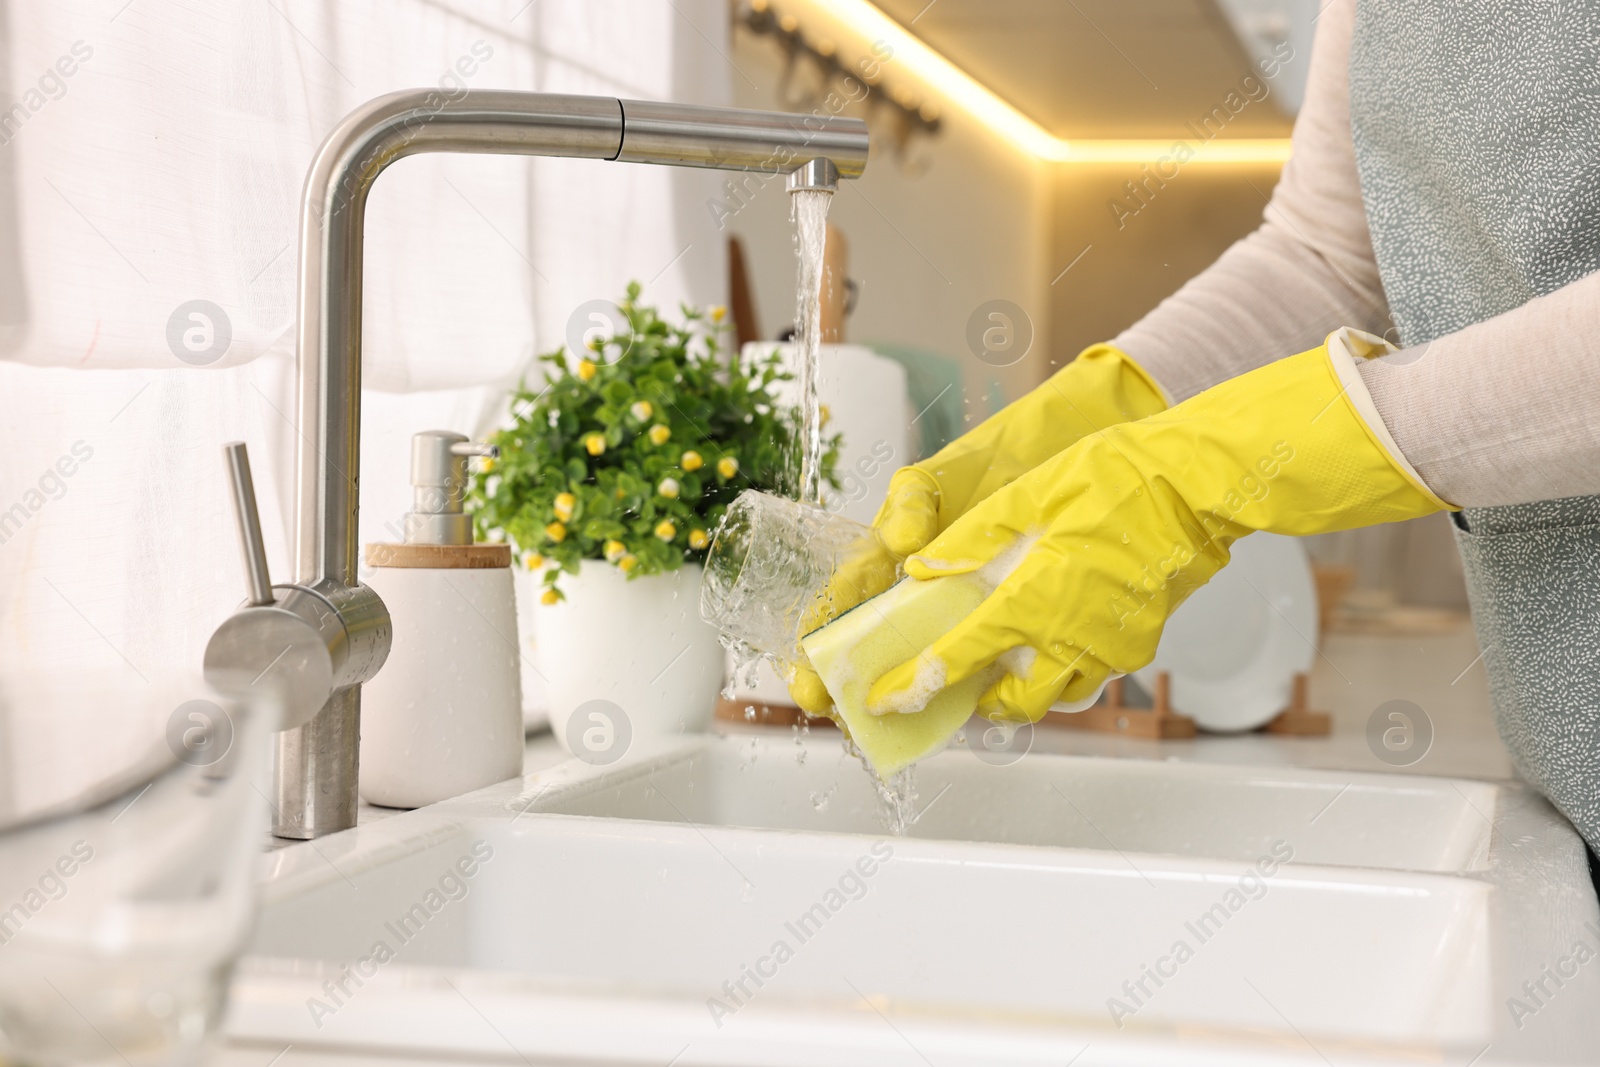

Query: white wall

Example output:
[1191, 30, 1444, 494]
[724, 6, 1053, 427]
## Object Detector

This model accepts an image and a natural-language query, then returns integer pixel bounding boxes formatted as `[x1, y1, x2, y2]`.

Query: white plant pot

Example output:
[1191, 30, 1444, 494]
[511, 566, 550, 730]
[532, 561, 724, 754]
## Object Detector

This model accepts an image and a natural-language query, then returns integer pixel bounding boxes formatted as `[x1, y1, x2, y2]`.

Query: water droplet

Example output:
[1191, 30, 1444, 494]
[1121, 533, 1131, 544]
[872, 766, 919, 836]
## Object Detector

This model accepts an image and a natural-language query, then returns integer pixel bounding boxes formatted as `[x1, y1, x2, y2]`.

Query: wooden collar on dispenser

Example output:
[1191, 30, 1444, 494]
[364, 543, 510, 569]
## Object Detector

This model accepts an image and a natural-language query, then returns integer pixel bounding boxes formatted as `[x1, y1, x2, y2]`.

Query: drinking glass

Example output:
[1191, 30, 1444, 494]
[0, 669, 276, 1066]
[699, 488, 882, 664]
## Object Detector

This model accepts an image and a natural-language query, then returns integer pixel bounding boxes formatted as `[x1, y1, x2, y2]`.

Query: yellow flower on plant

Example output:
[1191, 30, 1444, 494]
[521, 551, 544, 570]
[545, 521, 567, 543]
[618, 553, 639, 573]
[717, 456, 739, 479]
[820, 404, 832, 427]
[709, 305, 727, 323]
[603, 539, 626, 563]
[630, 400, 653, 422]
[577, 358, 597, 382]
[540, 588, 560, 606]
[658, 477, 680, 500]
[654, 519, 677, 541]
[480, 455, 497, 473]
[648, 424, 671, 446]
[680, 450, 704, 472]
[688, 528, 709, 550]
[553, 492, 576, 523]
[584, 433, 606, 456]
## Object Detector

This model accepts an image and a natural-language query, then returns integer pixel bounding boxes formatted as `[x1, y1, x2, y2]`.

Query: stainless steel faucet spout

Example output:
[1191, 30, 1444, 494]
[231, 89, 870, 838]
[615, 100, 867, 177]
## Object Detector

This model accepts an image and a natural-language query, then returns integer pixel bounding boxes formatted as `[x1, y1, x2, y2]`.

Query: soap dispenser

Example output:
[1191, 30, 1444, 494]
[359, 430, 524, 808]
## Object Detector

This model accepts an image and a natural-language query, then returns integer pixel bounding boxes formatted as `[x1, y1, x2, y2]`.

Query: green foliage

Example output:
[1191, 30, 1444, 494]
[467, 282, 840, 600]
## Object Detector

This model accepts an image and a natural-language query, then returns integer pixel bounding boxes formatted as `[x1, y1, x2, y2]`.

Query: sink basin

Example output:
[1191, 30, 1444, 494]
[229, 734, 1600, 1065]
[539, 736, 1496, 873]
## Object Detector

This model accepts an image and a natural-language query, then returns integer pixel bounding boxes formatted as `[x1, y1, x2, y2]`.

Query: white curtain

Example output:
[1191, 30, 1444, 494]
[0, 0, 730, 681]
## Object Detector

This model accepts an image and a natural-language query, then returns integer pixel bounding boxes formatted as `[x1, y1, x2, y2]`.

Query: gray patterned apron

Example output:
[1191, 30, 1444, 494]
[1350, 1, 1600, 850]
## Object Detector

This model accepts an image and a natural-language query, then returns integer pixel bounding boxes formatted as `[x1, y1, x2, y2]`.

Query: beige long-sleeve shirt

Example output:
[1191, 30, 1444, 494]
[1112, 0, 1600, 508]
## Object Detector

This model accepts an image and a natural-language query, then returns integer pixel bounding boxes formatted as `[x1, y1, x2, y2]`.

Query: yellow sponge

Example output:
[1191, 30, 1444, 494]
[800, 575, 997, 779]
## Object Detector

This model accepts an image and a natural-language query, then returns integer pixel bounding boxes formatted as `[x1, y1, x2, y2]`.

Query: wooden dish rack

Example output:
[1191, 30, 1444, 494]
[1041, 672, 1329, 738]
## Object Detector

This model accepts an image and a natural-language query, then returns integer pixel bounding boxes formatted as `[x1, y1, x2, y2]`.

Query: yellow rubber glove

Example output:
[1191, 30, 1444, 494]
[864, 329, 1454, 724]
[876, 344, 1169, 557]
[787, 344, 1167, 715]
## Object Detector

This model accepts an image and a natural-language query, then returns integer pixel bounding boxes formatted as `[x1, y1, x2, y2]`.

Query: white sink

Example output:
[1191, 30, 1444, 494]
[229, 735, 1600, 1065]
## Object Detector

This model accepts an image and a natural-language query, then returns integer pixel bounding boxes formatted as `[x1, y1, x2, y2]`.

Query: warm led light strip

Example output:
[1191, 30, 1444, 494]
[1062, 138, 1292, 165]
[804, 0, 1293, 165]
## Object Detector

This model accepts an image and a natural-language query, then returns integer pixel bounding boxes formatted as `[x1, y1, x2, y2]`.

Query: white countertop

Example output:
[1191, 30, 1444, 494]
[1018, 624, 1513, 781]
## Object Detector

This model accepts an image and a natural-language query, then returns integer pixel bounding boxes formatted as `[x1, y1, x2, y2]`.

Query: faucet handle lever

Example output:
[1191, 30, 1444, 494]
[223, 442, 275, 607]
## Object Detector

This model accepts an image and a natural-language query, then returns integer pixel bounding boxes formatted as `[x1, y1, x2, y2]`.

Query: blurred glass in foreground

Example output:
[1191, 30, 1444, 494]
[0, 670, 276, 1066]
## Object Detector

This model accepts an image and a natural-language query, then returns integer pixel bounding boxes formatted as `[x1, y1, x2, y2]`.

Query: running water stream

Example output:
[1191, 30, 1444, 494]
[790, 186, 918, 835]
[710, 189, 917, 835]
[791, 187, 831, 505]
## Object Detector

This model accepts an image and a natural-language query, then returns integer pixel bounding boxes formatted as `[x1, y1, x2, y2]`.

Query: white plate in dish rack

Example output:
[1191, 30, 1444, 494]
[1132, 532, 1318, 732]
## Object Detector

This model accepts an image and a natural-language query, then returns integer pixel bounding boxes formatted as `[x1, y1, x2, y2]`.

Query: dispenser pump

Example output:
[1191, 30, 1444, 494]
[402, 430, 498, 546]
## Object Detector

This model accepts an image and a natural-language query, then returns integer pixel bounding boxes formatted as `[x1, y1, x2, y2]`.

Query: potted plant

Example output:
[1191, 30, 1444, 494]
[469, 282, 838, 749]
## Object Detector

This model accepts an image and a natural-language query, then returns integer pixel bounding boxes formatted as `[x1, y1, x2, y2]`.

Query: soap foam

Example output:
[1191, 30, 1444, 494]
[904, 553, 981, 575]
[870, 652, 949, 717]
[996, 643, 1037, 681]
[977, 530, 1041, 587]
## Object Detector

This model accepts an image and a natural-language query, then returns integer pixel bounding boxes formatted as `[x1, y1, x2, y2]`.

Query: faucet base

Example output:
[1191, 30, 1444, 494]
[273, 686, 361, 838]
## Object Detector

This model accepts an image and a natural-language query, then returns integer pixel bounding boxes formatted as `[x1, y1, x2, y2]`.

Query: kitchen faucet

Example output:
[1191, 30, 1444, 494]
[203, 91, 869, 839]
